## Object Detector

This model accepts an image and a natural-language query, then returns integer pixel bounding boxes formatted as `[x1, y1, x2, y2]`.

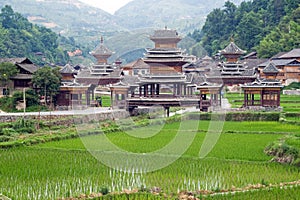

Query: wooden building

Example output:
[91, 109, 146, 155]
[76, 37, 121, 86]
[241, 79, 283, 108]
[60, 63, 77, 82]
[242, 63, 283, 108]
[258, 49, 300, 85]
[143, 27, 190, 74]
[197, 82, 223, 112]
[0, 57, 38, 95]
[121, 58, 150, 76]
[111, 27, 207, 115]
[207, 42, 257, 85]
[57, 82, 96, 109]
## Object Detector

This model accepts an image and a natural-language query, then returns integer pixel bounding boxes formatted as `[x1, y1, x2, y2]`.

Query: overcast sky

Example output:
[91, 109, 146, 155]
[78, 0, 133, 14]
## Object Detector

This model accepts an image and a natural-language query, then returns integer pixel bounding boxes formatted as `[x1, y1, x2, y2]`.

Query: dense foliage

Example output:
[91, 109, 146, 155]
[32, 66, 62, 107]
[0, 89, 44, 112]
[191, 0, 300, 57]
[0, 5, 69, 65]
[0, 62, 18, 93]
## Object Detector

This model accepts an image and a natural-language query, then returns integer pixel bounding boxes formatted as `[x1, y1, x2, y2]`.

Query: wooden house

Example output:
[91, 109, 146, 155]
[0, 57, 38, 95]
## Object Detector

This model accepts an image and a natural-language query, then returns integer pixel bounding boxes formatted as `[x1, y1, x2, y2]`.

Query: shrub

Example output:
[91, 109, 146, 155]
[265, 141, 299, 165]
[0, 135, 14, 142]
[99, 186, 109, 195]
[1, 128, 17, 136]
[12, 118, 35, 134]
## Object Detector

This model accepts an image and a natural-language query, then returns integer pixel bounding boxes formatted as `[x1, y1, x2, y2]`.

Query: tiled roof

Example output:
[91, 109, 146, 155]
[263, 62, 279, 73]
[258, 59, 296, 67]
[191, 74, 206, 85]
[220, 42, 246, 55]
[18, 64, 39, 74]
[123, 59, 150, 69]
[271, 52, 287, 60]
[279, 49, 300, 59]
[60, 64, 75, 74]
[241, 68, 256, 76]
[202, 55, 213, 60]
[245, 58, 268, 69]
[91, 38, 113, 56]
[151, 28, 180, 39]
[0, 57, 38, 74]
[0, 57, 31, 64]
[242, 78, 282, 88]
[76, 67, 121, 79]
[242, 52, 257, 59]
[10, 74, 33, 80]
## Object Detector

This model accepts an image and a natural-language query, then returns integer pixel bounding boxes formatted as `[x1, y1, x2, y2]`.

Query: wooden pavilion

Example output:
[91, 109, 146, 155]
[241, 63, 283, 108]
[241, 79, 282, 107]
[197, 82, 223, 111]
[56, 82, 96, 109]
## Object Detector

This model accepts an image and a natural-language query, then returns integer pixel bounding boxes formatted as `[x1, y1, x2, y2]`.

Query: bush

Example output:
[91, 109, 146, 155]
[13, 118, 35, 131]
[293, 158, 300, 167]
[99, 186, 109, 195]
[1, 128, 17, 136]
[284, 82, 300, 90]
[0, 135, 14, 142]
[265, 141, 299, 165]
[0, 96, 16, 112]
[12, 89, 39, 108]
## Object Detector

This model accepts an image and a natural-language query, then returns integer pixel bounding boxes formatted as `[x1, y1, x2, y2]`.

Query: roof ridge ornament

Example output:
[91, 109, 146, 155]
[230, 35, 235, 43]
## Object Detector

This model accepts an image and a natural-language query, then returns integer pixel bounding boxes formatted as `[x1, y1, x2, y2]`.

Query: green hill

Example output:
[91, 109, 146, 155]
[194, 0, 300, 57]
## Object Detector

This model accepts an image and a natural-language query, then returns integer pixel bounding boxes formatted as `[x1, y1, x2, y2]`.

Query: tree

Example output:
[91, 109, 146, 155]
[0, 62, 19, 95]
[256, 6, 300, 58]
[236, 11, 264, 50]
[0, 5, 69, 65]
[32, 66, 62, 108]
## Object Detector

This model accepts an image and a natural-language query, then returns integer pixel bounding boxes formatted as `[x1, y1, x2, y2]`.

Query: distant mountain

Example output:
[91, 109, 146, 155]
[0, 0, 122, 36]
[114, 0, 245, 33]
[0, 0, 246, 64]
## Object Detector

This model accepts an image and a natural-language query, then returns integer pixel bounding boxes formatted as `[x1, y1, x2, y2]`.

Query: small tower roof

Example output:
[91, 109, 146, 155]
[150, 27, 181, 43]
[202, 55, 213, 61]
[263, 62, 279, 74]
[60, 63, 74, 74]
[220, 42, 246, 55]
[91, 36, 113, 57]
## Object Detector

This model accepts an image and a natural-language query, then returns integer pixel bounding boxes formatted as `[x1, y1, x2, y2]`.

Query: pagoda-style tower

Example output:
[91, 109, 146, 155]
[143, 27, 189, 74]
[91, 37, 113, 64]
[150, 26, 182, 49]
[110, 27, 202, 115]
[76, 37, 121, 85]
[207, 41, 257, 85]
[220, 41, 246, 63]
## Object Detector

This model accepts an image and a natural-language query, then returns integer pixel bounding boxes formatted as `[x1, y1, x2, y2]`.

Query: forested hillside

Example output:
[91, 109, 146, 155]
[115, 0, 244, 33]
[0, 5, 72, 65]
[191, 0, 300, 57]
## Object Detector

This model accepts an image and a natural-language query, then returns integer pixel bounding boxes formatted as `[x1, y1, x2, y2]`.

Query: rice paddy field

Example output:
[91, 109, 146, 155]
[1, 118, 300, 199]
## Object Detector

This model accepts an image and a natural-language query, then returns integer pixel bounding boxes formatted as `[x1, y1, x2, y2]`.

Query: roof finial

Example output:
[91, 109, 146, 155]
[100, 36, 104, 44]
[230, 35, 234, 43]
